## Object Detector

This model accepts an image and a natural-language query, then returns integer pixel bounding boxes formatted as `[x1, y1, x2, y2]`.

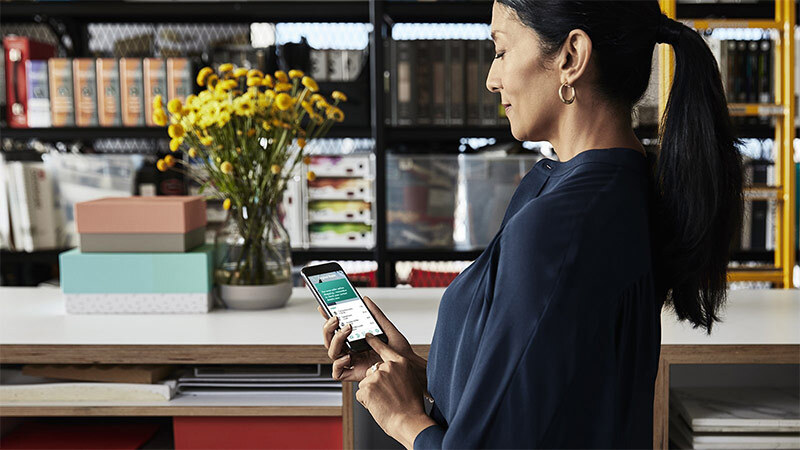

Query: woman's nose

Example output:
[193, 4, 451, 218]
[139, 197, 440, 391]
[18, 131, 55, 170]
[486, 65, 501, 93]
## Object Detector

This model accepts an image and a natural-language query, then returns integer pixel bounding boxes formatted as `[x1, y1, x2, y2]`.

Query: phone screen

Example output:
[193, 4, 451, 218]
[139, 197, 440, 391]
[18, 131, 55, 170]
[306, 270, 382, 342]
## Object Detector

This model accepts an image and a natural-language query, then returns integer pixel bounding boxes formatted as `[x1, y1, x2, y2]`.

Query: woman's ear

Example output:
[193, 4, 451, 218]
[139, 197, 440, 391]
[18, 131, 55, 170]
[557, 29, 592, 86]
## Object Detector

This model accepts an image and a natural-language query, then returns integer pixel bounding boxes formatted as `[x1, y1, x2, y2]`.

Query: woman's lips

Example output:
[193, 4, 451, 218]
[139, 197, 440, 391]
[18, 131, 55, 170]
[503, 104, 511, 113]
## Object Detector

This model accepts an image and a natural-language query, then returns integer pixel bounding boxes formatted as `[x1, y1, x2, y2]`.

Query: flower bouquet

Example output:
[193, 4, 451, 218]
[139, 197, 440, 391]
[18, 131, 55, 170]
[152, 64, 347, 309]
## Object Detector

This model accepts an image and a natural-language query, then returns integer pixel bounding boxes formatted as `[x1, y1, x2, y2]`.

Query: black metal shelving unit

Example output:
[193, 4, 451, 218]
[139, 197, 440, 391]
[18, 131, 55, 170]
[1, 0, 795, 286]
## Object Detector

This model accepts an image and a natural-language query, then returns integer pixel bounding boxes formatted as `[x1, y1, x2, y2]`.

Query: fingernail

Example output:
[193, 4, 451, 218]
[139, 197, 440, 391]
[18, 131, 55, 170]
[365, 333, 373, 338]
[345, 324, 352, 330]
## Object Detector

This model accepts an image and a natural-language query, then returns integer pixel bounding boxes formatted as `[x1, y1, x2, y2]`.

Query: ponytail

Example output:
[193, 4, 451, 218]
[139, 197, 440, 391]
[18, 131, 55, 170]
[654, 17, 743, 333]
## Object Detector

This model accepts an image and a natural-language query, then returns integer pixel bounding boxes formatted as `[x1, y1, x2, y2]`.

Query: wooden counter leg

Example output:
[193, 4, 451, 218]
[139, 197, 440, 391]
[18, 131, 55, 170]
[652, 355, 669, 450]
[342, 381, 354, 450]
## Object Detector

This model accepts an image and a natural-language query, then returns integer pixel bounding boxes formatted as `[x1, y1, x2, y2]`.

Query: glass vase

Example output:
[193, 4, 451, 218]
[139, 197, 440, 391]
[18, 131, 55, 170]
[214, 204, 293, 309]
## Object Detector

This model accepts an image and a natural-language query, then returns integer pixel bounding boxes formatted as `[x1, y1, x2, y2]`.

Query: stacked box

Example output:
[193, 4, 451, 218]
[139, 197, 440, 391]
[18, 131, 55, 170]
[60, 196, 212, 314]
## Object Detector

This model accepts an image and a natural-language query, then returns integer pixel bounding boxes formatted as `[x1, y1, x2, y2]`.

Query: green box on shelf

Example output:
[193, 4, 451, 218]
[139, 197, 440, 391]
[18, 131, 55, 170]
[59, 244, 214, 294]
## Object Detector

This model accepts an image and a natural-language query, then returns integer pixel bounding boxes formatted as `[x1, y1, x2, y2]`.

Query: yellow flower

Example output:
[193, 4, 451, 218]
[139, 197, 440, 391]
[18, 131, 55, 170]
[275, 93, 293, 111]
[156, 159, 168, 172]
[153, 109, 167, 126]
[196, 67, 214, 87]
[185, 94, 198, 106]
[247, 69, 264, 78]
[222, 198, 231, 210]
[153, 94, 164, 110]
[168, 123, 185, 139]
[164, 154, 176, 167]
[306, 171, 316, 181]
[233, 67, 248, 78]
[200, 136, 213, 146]
[218, 79, 238, 91]
[246, 128, 256, 137]
[301, 76, 318, 92]
[169, 137, 182, 152]
[261, 121, 272, 131]
[270, 164, 281, 174]
[217, 111, 231, 126]
[246, 77, 262, 87]
[274, 82, 292, 92]
[218, 63, 233, 73]
[235, 147, 241, 154]
[206, 74, 220, 89]
[188, 148, 197, 158]
[300, 101, 315, 116]
[274, 70, 288, 83]
[332, 91, 348, 102]
[167, 98, 183, 115]
[303, 155, 311, 165]
[261, 75, 274, 88]
[288, 69, 304, 79]
[233, 98, 255, 117]
[297, 138, 307, 149]
[326, 106, 345, 122]
[220, 161, 233, 174]
[310, 93, 324, 103]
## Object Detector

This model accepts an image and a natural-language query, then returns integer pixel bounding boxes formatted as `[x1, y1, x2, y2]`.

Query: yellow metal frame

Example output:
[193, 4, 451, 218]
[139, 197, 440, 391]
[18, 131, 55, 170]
[658, 0, 796, 288]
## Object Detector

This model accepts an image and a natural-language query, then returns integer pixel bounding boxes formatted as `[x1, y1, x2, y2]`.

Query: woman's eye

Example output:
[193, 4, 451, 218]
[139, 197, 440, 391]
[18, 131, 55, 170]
[494, 52, 505, 60]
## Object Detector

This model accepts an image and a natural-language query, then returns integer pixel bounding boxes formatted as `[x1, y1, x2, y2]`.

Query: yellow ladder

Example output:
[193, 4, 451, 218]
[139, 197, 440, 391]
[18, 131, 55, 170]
[658, 0, 796, 288]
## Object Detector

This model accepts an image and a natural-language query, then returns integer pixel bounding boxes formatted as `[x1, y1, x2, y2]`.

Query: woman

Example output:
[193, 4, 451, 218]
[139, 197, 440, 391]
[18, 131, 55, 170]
[319, 0, 742, 448]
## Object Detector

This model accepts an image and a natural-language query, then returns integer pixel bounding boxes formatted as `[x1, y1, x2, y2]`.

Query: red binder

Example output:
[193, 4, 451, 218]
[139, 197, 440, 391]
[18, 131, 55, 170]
[3, 36, 55, 128]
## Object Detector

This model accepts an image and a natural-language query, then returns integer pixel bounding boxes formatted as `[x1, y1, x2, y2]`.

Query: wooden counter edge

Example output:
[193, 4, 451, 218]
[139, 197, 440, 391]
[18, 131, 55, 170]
[0, 405, 342, 417]
[0, 345, 332, 364]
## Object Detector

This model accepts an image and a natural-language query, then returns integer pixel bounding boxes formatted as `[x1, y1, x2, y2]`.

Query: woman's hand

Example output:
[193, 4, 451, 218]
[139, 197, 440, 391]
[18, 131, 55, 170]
[356, 334, 436, 449]
[318, 296, 427, 386]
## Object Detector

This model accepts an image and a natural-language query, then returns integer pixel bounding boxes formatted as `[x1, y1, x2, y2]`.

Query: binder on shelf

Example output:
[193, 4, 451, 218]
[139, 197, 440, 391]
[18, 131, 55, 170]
[446, 39, 465, 126]
[24, 60, 51, 128]
[431, 40, 447, 126]
[96, 58, 122, 127]
[3, 36, 56, 128]
[72, 58, 99, 126]
[465, 40, 480, 126]
[143, 58, 166, 127]
[167, 57, 192, 104]
[48, 58, 75, 127]
[395, 40, 414, 126]
[120, 58, 145, 126]
[415, 40, 432, 125]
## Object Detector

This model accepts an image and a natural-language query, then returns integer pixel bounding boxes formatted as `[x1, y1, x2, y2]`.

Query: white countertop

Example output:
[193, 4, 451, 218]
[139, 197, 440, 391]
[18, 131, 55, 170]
[0, 287, 797, 346]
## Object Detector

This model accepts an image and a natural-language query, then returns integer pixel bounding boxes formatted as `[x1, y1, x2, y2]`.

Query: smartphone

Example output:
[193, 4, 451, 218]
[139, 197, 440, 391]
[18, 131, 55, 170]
[301, 262, 388, 352]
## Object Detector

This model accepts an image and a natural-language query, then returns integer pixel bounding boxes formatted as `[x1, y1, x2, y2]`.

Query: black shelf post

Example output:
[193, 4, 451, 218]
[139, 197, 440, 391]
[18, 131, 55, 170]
[369, 0, 390, 287]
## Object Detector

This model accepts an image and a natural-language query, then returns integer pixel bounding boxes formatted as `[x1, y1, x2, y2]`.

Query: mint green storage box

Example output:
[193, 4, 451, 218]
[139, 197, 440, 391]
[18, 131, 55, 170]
[60, 244, 214, 294]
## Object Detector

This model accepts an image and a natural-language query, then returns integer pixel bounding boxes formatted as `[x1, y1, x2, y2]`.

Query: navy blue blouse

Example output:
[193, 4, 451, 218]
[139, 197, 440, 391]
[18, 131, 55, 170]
[414, 148, 664, 449]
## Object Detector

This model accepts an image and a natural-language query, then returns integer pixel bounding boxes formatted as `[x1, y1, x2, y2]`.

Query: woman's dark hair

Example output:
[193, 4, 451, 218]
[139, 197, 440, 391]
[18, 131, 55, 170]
[497, 0, 743, 333]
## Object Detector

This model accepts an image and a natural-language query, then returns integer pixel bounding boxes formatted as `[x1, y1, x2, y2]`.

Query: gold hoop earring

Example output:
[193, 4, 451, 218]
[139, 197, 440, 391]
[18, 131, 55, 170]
[559, 83, 576, 104]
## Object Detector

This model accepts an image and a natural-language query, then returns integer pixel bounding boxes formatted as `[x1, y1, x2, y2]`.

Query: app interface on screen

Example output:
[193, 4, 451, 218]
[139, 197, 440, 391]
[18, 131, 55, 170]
[308, 270, 381, 341]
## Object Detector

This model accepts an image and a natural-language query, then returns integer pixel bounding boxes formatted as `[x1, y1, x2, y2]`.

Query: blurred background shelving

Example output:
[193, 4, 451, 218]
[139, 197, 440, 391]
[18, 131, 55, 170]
[0, 0, 797, 289]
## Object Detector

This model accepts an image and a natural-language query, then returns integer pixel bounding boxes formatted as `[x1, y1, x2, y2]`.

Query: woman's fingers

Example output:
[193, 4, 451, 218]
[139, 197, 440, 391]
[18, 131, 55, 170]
[328, 322, 352, 360]
[332, 354, 353, 380]
[322, 315, 339, 350]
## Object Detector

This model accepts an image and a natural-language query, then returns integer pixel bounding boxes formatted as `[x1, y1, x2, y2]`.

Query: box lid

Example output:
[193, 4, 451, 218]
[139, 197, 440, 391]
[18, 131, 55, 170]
[76, 196, 207, 234]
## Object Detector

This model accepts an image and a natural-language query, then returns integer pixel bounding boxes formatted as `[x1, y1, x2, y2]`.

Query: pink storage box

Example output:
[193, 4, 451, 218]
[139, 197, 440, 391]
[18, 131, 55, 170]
[75, 196, 207, 234]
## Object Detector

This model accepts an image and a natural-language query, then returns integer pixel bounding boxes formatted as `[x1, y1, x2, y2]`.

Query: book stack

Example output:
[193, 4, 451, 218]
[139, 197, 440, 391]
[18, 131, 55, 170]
[59, 196, 214, 314]
[669, 387, 800, 449]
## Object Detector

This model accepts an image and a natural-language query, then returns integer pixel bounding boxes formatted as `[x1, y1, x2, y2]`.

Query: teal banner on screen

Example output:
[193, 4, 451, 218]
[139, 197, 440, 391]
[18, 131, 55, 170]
[316, 278, 358, 305]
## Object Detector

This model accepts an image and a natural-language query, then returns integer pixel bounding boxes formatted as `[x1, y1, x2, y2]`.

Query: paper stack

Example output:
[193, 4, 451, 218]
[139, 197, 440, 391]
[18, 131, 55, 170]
[60, 196, 214, 313]
[669, 387, 800, 449]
